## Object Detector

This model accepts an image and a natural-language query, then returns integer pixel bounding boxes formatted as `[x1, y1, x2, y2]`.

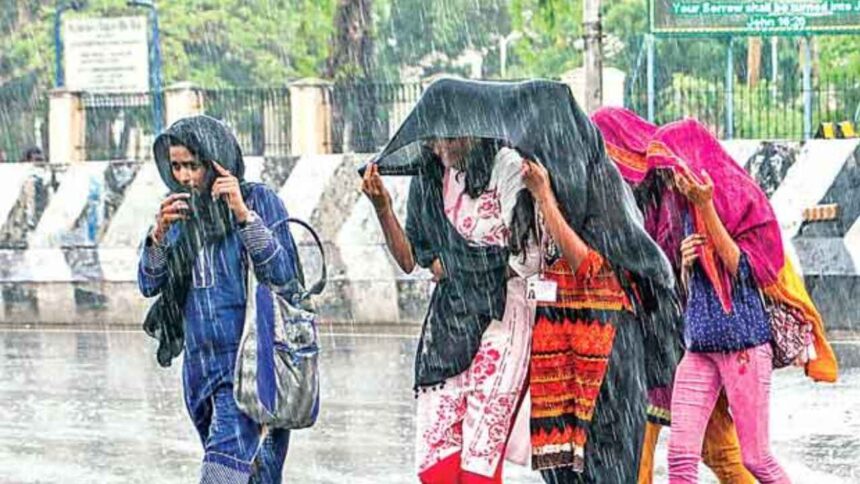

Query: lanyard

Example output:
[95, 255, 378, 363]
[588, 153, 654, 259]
[534, 199, 552, 278]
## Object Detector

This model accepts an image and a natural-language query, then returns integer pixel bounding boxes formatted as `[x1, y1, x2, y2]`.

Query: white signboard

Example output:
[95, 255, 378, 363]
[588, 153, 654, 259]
[64, 16, 149, 93]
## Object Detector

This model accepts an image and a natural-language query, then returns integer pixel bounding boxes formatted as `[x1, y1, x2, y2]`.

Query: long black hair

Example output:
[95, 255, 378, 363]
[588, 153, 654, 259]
[633, 168, 672, 213]
[508, 189, 537, 258]
[458, 138, 503, 198]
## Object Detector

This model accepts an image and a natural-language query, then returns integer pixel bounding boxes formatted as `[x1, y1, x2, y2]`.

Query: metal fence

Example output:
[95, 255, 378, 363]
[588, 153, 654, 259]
[82, 87, 293, 160]
[18, 75, 860, 165]
[327, 82, 424, 153]
[627, 75, 860, 139]
[0, 75, 48, 163]
[82, 92, 163, 161]
[202, 87, 292, 157]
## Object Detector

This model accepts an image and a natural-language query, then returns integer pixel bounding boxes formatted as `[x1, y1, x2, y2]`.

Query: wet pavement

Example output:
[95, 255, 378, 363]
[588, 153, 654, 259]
[0, 327, 858, 483]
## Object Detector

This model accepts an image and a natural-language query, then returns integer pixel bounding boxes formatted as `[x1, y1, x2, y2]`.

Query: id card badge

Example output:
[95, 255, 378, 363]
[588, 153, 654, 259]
[526, 276, 557, 303]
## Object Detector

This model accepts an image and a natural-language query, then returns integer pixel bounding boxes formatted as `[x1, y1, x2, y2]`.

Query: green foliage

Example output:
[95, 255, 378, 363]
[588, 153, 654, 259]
[649, 72, 860, 139]
[1, 0, 857, 91]
[506, 0, 581, 78]
[818, 35, 860, 79]
[0, 0, 336, 89]
[655, 74, 726, 129]
[376, 0, 511, 79]
[601, 0, 646, 71]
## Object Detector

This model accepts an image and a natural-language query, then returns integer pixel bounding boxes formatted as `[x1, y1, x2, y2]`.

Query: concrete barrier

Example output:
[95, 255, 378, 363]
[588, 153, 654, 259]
[0, 140, 857, 332]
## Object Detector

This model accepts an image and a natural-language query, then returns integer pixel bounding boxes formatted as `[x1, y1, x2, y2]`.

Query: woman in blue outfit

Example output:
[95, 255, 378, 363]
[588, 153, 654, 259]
[137, 115, 301, 484]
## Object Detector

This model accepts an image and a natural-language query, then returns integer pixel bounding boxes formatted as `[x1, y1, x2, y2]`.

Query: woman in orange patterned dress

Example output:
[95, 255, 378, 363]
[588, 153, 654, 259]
[521, 160, 670, 484]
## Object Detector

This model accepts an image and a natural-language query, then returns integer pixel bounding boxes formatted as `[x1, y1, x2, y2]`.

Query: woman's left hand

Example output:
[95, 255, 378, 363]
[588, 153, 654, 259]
[211, 161, 250, 223]
[521, 159, 553, 203]
[430, 258, 446, 282]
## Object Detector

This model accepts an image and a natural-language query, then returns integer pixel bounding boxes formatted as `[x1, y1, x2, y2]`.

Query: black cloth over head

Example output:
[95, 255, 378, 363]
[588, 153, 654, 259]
[362, 79, 681, 389]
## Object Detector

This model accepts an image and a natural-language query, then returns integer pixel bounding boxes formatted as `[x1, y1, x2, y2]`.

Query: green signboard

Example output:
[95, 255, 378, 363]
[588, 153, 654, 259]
[650, 0, 860, 36]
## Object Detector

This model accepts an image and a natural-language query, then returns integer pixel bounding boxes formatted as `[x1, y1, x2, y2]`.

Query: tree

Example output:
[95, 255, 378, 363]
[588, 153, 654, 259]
[328, 0, 376, 152]
[818, 35, 860, 81]
[0, 0, 338, 89]
[376, 0, 511, 79]
[748, 37, 762, 86]
[151, 0, 338, 87]
[328, 0, 373, 80]
[506, 0, 580, 78]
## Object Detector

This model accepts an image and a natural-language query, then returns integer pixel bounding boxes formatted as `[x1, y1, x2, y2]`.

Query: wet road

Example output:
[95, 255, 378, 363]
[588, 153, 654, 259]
[0, 327, 858, 483]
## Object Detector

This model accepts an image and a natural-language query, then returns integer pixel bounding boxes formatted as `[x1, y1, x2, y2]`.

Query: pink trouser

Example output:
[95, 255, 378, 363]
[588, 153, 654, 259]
[668, 343, 791, 484]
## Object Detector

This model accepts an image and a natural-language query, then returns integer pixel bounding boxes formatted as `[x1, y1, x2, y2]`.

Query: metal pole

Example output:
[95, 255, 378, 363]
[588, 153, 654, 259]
[128, 1, 164, 133]
[500, 37, 507, 78]
[726, 37, 734, 140]
[771, 36, 778, 99]
[583, 0, 603, 112]
[647, 34, 655, 122]
[771, 37, 778, 82]
[150, 9, 164, 133]
[54, 8, 65, 88]
[803, 36, 813, 140]
[54, 2, 85, 88]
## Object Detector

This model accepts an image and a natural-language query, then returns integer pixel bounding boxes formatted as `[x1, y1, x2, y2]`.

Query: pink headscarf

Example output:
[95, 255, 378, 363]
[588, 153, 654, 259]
[592, 107, 685, 271]
[591, 107, 658, 185]
[595, 111, 837, 383]
[646, 119, 783, 311]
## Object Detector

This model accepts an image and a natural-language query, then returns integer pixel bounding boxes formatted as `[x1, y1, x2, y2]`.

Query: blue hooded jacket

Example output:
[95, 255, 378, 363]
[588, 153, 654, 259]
[138, 115, 300, 401]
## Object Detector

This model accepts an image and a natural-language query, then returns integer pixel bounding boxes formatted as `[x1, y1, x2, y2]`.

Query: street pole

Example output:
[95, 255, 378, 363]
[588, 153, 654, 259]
[54, 1, 86, 88]
[647, 34, 655, 122]
[499, 31, 521, 79]
[802, 36, 813, 140]
[128, 0, 164, 134]
[771, 36, 778, 99]
[771, 37, 778, 82]
[726, 37, 734, 140]
[583, 0, 602, 112]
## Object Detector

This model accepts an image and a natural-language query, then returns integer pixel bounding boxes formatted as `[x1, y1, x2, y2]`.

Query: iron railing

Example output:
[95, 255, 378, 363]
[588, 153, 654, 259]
[202, 87, 292, 157]
[627, 74, 860, 139]
[327, 82, 424, 153]
[82, 92, 162, 161]
[0, 75, 48, 163]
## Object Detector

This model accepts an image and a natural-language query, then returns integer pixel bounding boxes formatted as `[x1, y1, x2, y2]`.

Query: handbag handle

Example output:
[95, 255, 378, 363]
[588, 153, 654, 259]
[287, 218, 327, 296]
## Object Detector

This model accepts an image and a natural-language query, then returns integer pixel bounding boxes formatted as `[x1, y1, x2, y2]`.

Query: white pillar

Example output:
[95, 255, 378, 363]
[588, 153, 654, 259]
[49, 89, 85, 163]
[164, 82, 204, 127]
[561, 68, 624, 111]
[289, 79, 333, 156]
[583, 0, 603, 112]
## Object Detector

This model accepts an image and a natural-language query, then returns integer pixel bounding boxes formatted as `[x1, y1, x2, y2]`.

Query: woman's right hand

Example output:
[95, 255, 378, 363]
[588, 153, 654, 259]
[521, 159, 553, 204]
[361, 163, 392, 214]
[674, 166, 714, 208]
[680, 233, 707, 269]
[152, 193, 190, 244]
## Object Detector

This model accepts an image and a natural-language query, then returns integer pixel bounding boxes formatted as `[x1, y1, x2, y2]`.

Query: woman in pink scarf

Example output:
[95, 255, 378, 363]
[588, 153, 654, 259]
[646, 118, 837, 484]
[592, 107, 753, 484]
